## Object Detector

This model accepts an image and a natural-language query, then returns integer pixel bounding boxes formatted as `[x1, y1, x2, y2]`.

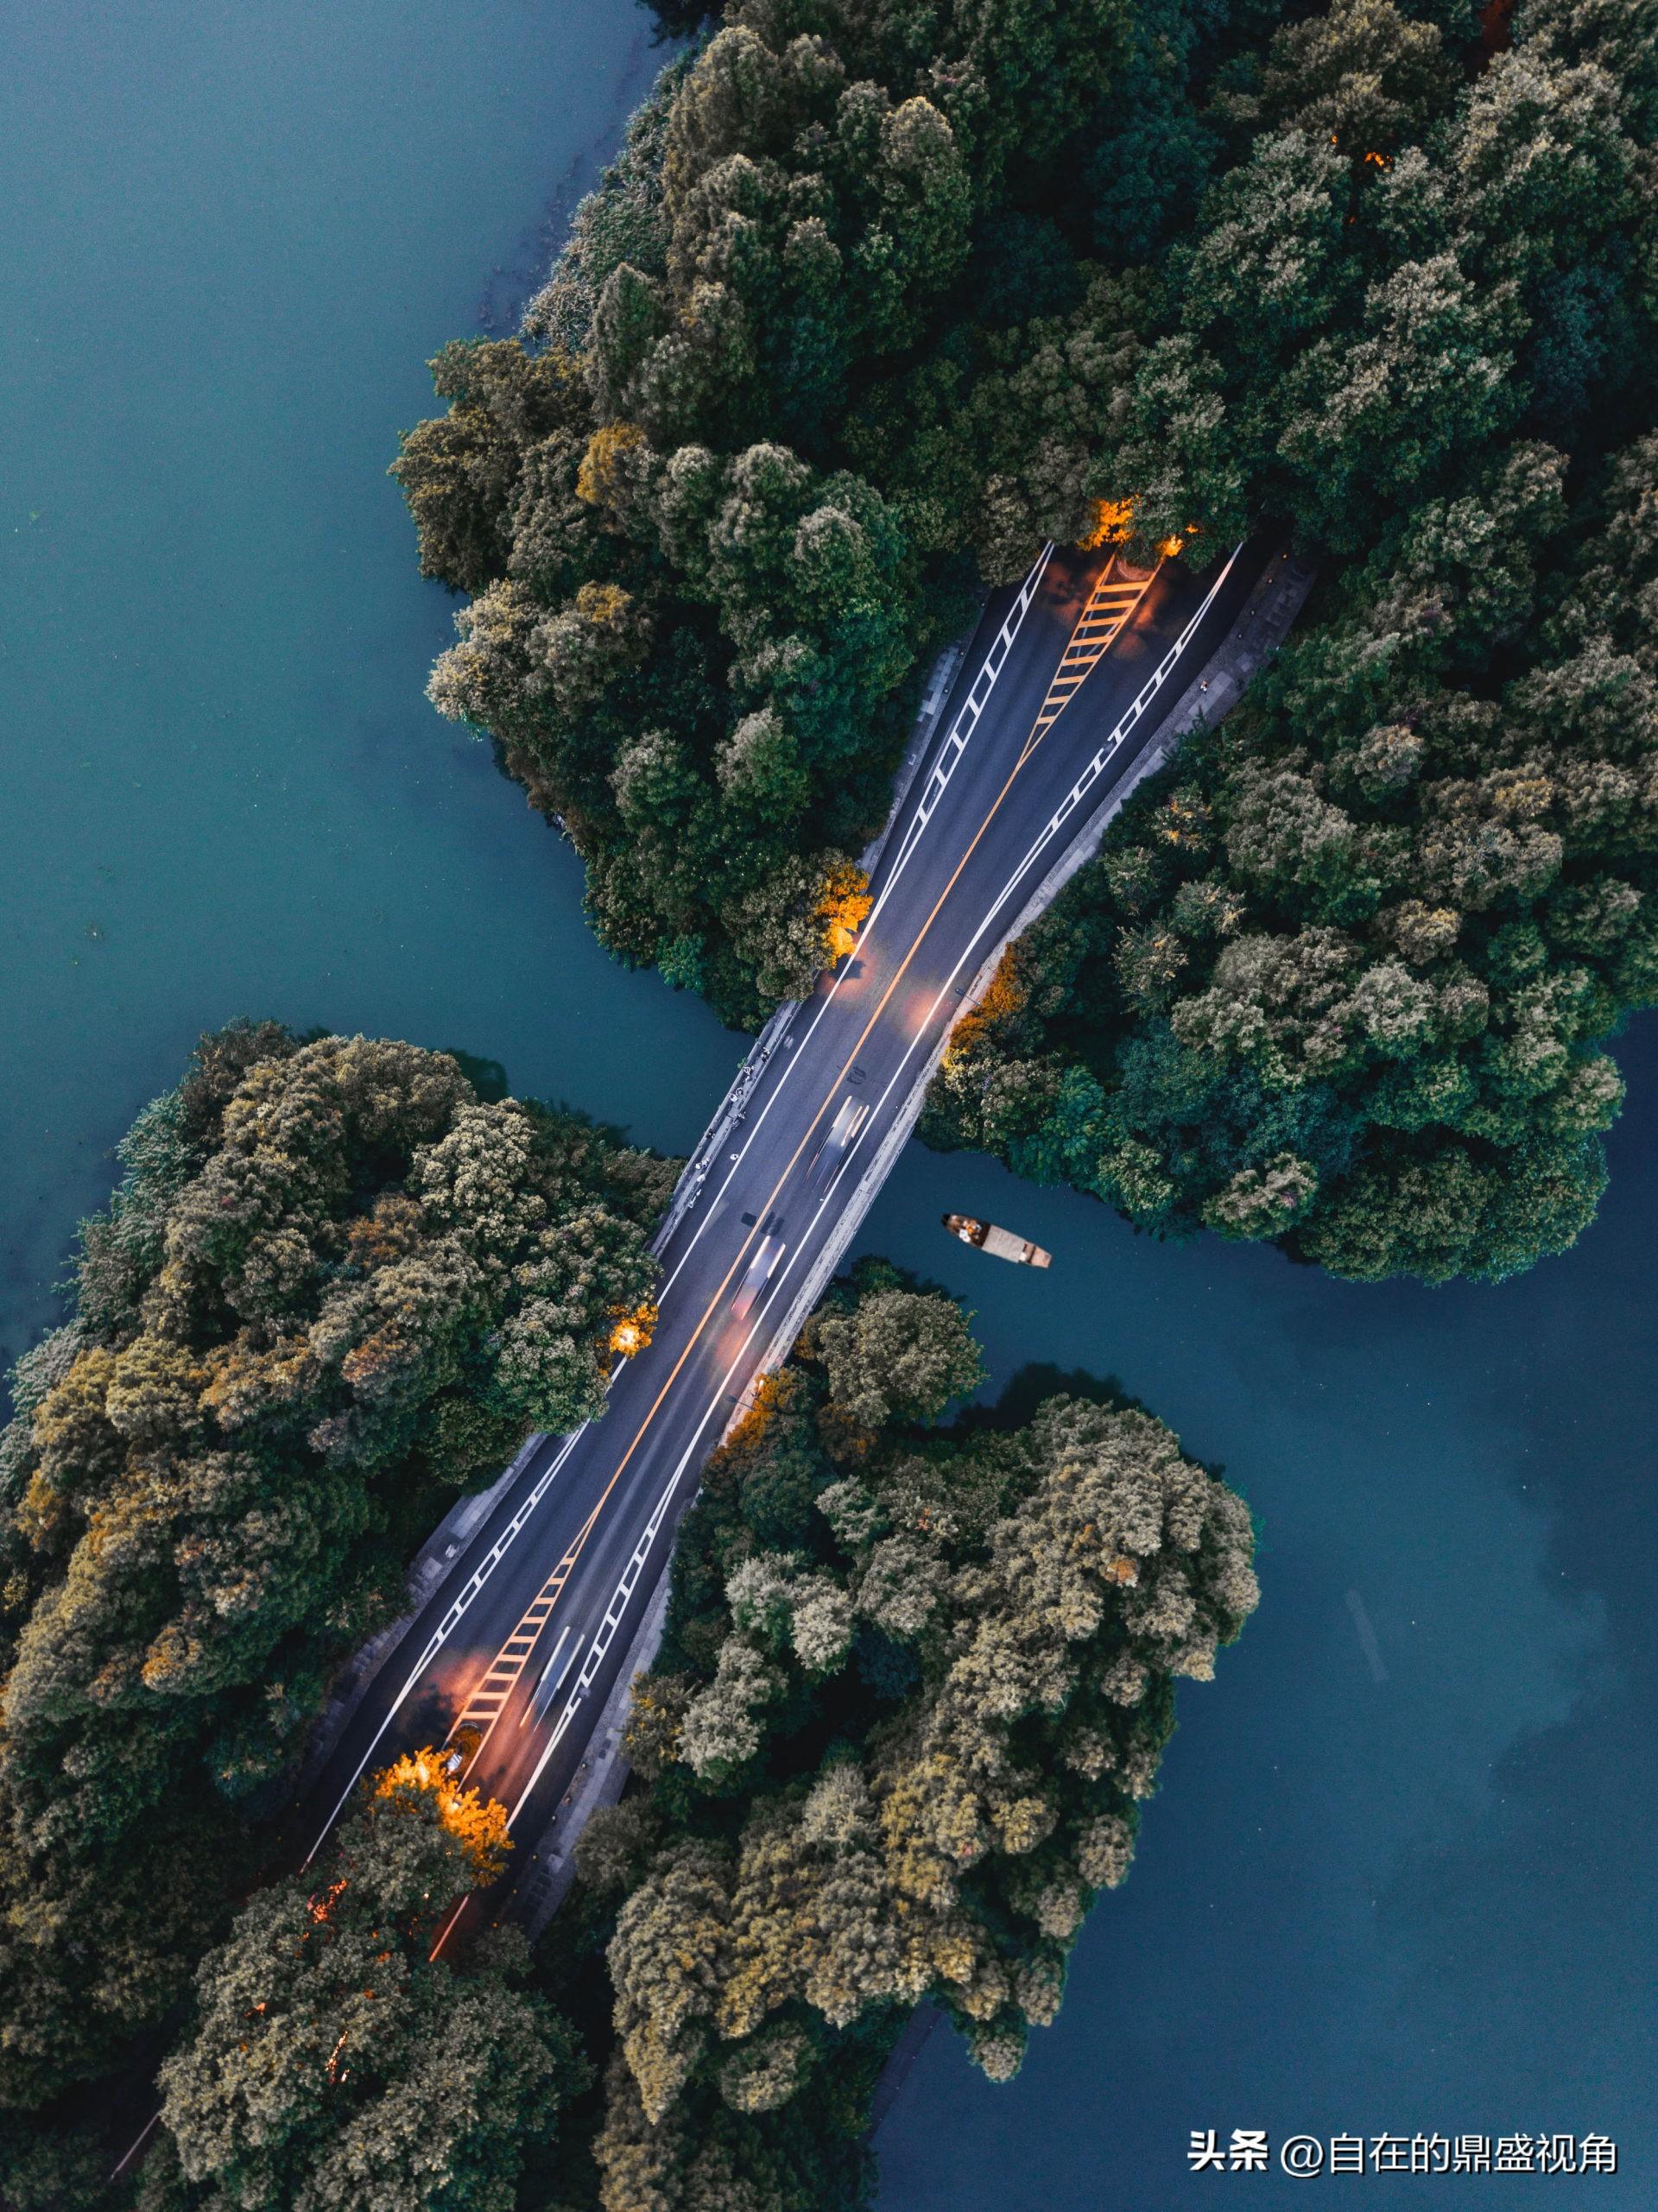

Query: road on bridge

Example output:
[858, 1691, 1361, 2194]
[295, 534, 1273, 1948]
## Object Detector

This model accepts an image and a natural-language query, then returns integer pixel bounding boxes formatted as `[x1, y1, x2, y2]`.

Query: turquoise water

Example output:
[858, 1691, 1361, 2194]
[3, 4, 1654, 2204]
[0, 0, 734, 1367]
[860, 1049, 1658, 2203]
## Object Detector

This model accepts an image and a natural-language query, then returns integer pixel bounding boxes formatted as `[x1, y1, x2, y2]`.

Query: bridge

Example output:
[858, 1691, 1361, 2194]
[295, 534, 1289, 1944]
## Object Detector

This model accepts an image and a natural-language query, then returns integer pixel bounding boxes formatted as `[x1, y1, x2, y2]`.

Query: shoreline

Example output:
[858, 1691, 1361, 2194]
[868, 2003, 941, 2136]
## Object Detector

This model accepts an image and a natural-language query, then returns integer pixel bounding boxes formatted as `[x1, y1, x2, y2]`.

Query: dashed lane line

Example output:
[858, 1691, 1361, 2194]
[434, 550, 1215, 1849]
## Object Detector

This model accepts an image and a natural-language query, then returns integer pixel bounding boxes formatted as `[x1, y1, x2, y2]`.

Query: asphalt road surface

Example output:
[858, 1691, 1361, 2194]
[295, 534, 1274, 1950]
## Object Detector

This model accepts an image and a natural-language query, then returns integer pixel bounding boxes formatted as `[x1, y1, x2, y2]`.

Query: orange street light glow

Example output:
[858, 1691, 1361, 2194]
[1079, 496, 1136, 550]
[819, 861, 872, 961]
[608, 1301, 658, 1358]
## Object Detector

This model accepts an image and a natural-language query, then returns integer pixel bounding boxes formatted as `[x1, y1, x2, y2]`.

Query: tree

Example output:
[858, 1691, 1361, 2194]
[722, 851, 869, 1021]
[147, 1766, 586, 2212]
[389, 0, 1143, 1027]
[928, 410, 1657, 1280]
[389, 0, 1658, 1252]
[0, 1027, 670, 2111]
[570, 1268, 1256, 2210]
[811, 1286, 986, 1428]
[391, 341, 586, 594]
[1216, 0, 1455, 151]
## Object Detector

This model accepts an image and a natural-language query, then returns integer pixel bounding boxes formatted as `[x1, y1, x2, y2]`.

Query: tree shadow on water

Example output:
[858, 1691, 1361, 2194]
[441, 1049, 511, 1103]
[956, 1362, 1147, 1435]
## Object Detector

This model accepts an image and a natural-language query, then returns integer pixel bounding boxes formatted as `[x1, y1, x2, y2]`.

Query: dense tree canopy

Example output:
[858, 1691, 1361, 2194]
[0, 1025, 671, 2116]
[538, 1262, 1256, 2212]
[392, 0, 1182, 1026]
[9, 1234, 1244, 2207]
[6, 0, 1645, 2190]
[925, 432, 1658, 1279]
[398, 0, 1656, 1274]
[914, 0, 1658, 1280]
[142, 1755, 587, 2212]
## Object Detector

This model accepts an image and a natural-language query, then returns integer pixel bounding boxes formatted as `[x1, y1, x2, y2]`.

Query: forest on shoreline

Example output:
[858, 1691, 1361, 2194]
[119, 1264, 1254, 2212]
[535, 1261, 1256, 2210]
[0, 1043, 1254, 2212]
[3, 0, 1654, 2199]
[0, 1026, 674, 2204]
[396, 0, 1658, 1284]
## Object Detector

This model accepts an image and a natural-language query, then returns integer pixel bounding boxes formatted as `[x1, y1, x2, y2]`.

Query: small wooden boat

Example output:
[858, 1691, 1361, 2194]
[942, 1214, 1052, 1268]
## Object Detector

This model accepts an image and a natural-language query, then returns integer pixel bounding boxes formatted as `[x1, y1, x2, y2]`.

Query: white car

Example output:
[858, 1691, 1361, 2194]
[807, 1097, 869, 1189]
[732, 1230, 785, 1319]
[528, 1627, 583, 1721]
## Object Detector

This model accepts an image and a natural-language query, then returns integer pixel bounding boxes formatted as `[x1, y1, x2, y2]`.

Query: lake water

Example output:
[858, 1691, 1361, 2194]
[2, 4, 1652, 2204]
[858, 1038, 1657, 2205]
[0, 0, 736, 1367]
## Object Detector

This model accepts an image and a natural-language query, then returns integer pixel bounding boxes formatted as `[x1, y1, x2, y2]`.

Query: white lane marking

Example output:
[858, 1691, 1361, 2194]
[1021, 544, 1243, 850]
[908, 543, 1246, 1021]
[518, 1623, 578, 1728]
[497, 1109, 898, 1837]
[727, 545, 1250, 1375]
[316, 544, 1224, 1867]
[109, 2112, 161, 2182]
[879, 547, 1055, 888]
[649, 542, 1055, 1307]
[301, 1423, 588, 1864]
[492, 565, 1241, 1840]
[505, 1456, 689, 1825]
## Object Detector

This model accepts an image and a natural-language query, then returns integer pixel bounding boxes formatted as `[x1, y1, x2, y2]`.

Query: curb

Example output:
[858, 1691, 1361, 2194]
[740, 546, 1313, 1393]
[294, 1437, 538, 1798]
[857, 627, 981, 878]
[516, 1565, 673, 1937]
[649, 627, 980, 1257]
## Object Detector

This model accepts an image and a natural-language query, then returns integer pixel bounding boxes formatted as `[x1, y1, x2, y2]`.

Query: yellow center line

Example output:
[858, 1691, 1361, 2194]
[446, 553, 1161, 1767]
